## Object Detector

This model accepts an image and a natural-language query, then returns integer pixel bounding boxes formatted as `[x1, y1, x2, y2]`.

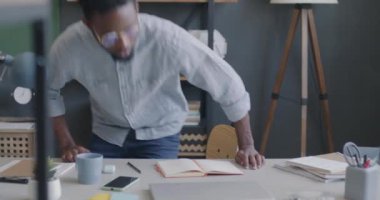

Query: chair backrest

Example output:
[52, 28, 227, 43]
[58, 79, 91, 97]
[206, 124, 238, 159]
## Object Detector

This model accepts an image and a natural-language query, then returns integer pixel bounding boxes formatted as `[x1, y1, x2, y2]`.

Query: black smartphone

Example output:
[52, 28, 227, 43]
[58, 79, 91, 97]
[101, 176, 139, 191]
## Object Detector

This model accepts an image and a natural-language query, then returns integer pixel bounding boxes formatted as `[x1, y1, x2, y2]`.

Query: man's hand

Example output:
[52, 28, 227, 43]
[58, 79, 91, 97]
[232, 113, 265, 170]
[52, 116, 90, 162]
[235, 145, 265, 170]
[61, 145, 89, 162]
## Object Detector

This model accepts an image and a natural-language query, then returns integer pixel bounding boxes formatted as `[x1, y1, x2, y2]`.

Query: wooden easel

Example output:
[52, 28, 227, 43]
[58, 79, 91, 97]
[259, 4, 334, 157]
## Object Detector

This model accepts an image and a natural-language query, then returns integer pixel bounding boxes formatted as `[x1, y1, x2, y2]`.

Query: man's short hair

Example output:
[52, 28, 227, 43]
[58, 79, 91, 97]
[78, 0, 136, 20]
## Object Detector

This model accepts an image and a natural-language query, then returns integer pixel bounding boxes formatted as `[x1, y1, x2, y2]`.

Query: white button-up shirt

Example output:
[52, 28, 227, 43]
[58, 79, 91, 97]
[48, 13, 251, 147]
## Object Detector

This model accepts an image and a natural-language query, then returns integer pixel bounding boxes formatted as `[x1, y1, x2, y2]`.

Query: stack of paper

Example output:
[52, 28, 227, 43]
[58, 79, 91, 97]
[184, 101, 201, 126]
[274, 153, 348, 183]
[0, 122, 35, 132]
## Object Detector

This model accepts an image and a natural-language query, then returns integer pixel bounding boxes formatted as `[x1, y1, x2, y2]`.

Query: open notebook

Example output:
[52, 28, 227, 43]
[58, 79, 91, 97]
[156, 159, 243, 178]
[0, 159, 74, 178]
[150, 181, 275, 200]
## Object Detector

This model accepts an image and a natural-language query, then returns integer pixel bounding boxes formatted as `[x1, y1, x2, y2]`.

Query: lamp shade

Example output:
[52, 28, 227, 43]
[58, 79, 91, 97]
[6, 52, 36, 88]
[270, 0, 338, 4]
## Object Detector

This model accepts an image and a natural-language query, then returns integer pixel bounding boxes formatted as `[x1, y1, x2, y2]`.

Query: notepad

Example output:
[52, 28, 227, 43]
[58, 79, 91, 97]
[156, 159, 243, 178]
[89, 193, 111, 200]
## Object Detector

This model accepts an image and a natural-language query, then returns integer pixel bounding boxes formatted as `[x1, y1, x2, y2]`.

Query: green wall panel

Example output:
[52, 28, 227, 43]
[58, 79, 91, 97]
[0, 24, 32, 55]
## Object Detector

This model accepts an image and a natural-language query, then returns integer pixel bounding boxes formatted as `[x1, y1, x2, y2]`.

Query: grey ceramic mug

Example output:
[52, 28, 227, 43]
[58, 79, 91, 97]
[76, 153, 103, 185]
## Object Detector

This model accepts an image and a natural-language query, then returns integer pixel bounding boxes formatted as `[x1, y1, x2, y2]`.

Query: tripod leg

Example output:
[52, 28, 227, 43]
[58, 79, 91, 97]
[260, 8, 301, 155]
[300, 9, 309, 157]
[308, 9, 335, 153]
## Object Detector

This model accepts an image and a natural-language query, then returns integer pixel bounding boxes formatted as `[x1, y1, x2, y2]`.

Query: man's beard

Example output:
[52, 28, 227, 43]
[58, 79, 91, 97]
[111, 49, 135, 62]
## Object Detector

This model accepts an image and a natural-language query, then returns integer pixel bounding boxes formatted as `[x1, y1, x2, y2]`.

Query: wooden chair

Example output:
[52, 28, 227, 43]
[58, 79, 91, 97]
[206, 124, 238, 159]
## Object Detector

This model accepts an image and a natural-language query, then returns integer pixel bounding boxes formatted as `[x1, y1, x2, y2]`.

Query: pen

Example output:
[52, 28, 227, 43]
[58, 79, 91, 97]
[363, 155, 372, 169]
[354, 154, 360, 167]
[363, 160, 371, 169]
[0, 177, 29, 184]
[127, 162, 141, 174]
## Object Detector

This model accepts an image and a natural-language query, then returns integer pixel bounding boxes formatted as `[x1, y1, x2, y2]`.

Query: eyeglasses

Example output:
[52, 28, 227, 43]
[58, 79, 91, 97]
[93, 24, 139, 49]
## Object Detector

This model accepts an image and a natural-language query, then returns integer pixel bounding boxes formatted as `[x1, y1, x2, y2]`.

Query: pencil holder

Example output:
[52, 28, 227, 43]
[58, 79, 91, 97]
[344, 165, 380, 200]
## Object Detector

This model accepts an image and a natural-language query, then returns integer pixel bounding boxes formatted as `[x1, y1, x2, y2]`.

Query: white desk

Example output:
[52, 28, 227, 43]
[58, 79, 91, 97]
[0, 159, 348, 200]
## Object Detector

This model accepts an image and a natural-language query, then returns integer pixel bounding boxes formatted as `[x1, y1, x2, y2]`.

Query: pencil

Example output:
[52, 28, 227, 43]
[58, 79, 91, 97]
[127, 162, 141, 174]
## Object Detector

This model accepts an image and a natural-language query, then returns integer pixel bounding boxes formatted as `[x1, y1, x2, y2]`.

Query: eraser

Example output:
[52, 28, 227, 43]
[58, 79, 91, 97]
[102, 165, 116, 174]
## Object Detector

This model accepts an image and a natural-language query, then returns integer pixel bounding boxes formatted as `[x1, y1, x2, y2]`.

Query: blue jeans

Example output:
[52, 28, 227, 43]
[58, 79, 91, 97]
[90, 130, 180, 159]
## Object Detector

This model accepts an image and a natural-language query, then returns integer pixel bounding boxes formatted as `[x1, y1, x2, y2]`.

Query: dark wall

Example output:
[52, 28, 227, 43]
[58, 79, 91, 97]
[56, 0, 380, 158]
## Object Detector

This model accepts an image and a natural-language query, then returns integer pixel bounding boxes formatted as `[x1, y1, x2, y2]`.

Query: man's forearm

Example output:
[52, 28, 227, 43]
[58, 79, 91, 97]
[52, 115, 75, 150]
[232, 113, 265, 169]
[232, 113, 255, 149]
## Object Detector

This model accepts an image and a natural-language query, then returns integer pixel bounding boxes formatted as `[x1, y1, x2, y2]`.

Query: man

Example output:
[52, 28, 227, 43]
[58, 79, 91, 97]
[48, 0, 265, 169]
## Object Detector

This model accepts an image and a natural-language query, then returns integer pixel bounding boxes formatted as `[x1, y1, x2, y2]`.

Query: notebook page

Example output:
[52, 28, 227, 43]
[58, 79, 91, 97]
[157, 159, 204, 177]
[0, 160, 20, 173]
[194, 160, 243, 175]
[54, 162, 75, 177]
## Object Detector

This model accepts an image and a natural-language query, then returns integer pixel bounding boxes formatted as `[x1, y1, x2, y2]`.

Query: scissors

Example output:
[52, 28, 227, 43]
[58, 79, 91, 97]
[343, 142, 362, 167]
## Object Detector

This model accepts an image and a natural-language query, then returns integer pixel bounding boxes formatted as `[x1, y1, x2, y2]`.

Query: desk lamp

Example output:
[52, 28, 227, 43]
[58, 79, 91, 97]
[260, 0, 338, 157]
[0, 52, 35, 105]
[0, 52, 13, 80]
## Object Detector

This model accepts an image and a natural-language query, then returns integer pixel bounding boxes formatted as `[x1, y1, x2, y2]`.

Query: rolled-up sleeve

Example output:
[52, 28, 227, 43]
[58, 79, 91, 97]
[48, 88, 66, 117]
[47, 38, 73, 117]
[174, 28, 251, 122]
